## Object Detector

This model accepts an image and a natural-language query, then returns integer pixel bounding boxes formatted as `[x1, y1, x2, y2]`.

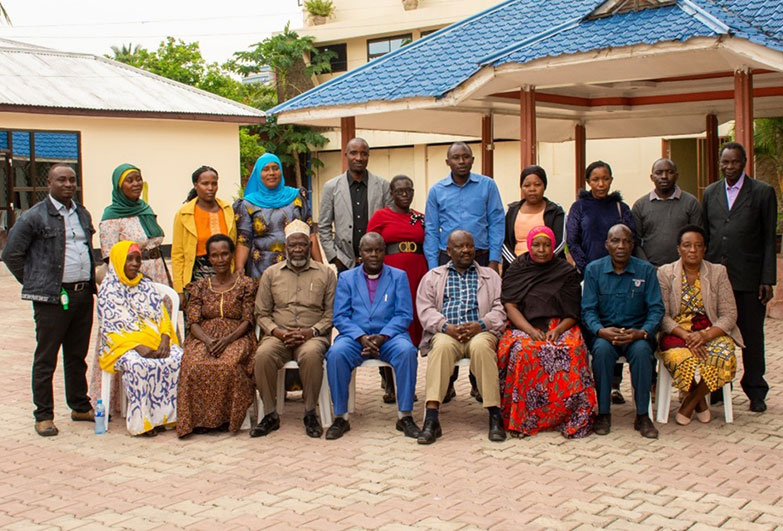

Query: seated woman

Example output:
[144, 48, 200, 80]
[497, 226, 597, 438]
[657, 225, 742, 425]
[177, 234, 257, 438]
[97, 241, 183, 436]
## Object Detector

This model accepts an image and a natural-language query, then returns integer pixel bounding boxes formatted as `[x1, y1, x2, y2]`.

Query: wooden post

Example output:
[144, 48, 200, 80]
[574, 123, 586, 199]
[734, 69, 754, 172]
[341, 116, 356, 172]
[705, 113, 719, 184]
[481, 113, 494, 178]
[520, 86, 536, 168]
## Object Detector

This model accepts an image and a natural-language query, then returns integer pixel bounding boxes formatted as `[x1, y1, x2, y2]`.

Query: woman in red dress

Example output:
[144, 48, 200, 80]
[367, 175, 427, 346]
[497, 226, 597, 438]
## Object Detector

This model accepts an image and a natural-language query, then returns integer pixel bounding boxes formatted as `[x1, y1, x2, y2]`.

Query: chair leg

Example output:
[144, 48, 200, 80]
[723, 383, 733, 423]
[348, 369, 357, 414]
[101, 371, 112, 431]
[656, 360, 673, 424]
[276, 367, 286, 416]
[319, 364, 333, 427]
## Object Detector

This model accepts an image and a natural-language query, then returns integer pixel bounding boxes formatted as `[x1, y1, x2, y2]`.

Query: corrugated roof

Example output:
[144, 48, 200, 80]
[270, 0, 783, 115]
[0, 40, 265, 121]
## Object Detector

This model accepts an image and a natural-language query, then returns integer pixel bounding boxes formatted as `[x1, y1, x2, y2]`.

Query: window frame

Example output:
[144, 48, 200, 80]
[366, 33, 412, 61]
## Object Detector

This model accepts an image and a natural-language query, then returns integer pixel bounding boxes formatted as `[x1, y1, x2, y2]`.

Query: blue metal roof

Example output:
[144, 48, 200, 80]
[0, 131, 78, 160]
[270, 0, 783, 115]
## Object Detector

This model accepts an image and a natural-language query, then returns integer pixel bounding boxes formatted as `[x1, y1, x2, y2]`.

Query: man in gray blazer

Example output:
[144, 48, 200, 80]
[702, 142, 777, 413]
[318, 137, 392, 273]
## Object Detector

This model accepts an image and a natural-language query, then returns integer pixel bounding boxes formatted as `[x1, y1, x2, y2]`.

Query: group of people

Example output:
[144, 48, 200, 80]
[2, 138, 775, 445]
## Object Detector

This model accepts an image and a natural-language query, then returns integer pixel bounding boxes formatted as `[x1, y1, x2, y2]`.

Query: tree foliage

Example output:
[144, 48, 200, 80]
[755, 117, 783, 192]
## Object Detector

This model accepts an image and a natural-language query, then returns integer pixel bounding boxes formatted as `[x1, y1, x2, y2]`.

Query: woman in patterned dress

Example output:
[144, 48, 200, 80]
[657, 225, 742, 425]
[97, 241, 183, 436]
[100, 163, 168, 285]
[177, 234, 257, 438]
[497, 226, 597, 438]
[234, 153, 321, 279]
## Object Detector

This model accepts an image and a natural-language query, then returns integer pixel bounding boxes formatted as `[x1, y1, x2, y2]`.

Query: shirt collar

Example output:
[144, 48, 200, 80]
[649, 186, 682, 201]
[282, 258, 317, 272]
[725, 173, 746, 191]
[49, 194, 75, 213]
[447, 260, 477, 274]
[445, 172, 480, 186]
[362, 265, 383, 279]
[600, 255, 636, 275]
[346, 171, 368, 186]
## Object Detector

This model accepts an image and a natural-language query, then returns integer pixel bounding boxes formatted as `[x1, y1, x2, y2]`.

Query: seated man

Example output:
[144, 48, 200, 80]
[324, 232, 421, 440]
[582, 223, 664, 439]
[416, 230, 507, 444]
[252, 220, 337, 438]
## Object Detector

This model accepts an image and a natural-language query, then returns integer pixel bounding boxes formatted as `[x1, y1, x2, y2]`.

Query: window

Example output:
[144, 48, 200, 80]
[420, 29, 441, 38]
[314, 43, 348, 73]
[367, 33, 412, 61]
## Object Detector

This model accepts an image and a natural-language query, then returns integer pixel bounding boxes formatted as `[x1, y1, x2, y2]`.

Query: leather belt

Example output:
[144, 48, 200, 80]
[141, 247, 161, 260]
[386, 242, 423, 255]
[62, 281, 89, 292]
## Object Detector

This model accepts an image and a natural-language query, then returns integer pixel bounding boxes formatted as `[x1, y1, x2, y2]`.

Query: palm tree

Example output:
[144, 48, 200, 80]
[754, 118, 783, 196]
[109, 43, 144, 65]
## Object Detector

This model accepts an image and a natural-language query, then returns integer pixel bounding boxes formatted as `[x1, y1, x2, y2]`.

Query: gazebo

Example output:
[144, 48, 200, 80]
[270, 0, 783, 197]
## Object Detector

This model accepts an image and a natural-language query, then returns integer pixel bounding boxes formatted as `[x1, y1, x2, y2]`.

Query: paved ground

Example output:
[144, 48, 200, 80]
[1, 272, 782, 530]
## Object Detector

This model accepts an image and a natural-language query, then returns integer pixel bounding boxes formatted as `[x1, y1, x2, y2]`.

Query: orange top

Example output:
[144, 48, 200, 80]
[194, 205, 229, 256]
[514, 209, 545, 256]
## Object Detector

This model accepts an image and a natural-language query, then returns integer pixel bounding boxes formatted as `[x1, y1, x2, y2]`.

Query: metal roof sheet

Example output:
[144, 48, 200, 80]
[0, 41, 265, 120]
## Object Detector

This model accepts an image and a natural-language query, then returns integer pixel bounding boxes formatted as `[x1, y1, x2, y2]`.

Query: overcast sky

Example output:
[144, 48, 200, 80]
[0, 0, 304, 64]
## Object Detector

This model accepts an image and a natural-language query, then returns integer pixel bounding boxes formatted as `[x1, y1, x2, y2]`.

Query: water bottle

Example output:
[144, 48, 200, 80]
[95, 399, 106, 435]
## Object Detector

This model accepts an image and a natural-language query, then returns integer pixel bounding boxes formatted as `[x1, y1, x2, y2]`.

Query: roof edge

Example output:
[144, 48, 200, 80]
[0, 104, 266, 124]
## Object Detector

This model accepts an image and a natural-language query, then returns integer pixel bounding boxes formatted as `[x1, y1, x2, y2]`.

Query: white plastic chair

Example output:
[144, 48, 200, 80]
[318, 358, 396, 426]
[655, 355, 733, 423]
[101, 282, 179, 431]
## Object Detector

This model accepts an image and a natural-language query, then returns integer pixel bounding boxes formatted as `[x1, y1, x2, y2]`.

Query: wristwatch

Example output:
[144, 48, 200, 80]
[641, 330, 649, 340]
[311, 327, 320, 337]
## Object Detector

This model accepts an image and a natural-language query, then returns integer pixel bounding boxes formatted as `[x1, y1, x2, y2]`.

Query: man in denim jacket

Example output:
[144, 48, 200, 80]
[3, 164, 97, 437]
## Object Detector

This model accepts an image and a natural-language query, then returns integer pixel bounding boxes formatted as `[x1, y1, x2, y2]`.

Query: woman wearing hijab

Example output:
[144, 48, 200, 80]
[234, 153, 321, 278]
[97, 241, 183, 436]
[497, 226, 597, 438]
[100, 164, 168, 285]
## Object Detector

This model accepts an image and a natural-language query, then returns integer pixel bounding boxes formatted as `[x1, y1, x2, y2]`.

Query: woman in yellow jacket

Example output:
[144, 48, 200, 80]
[171, 166, 237, 297]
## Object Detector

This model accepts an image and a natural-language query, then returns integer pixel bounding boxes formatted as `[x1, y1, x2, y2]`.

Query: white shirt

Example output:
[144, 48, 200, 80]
[49, 195, 91, 282]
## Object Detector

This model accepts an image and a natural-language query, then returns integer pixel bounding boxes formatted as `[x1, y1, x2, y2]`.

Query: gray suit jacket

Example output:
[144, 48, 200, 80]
[318, 171, 391, 267]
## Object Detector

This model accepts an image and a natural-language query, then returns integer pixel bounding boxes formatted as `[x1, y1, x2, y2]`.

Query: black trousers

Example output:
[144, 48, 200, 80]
[32, 288, 94, 421]
[734, 290, 769, 401]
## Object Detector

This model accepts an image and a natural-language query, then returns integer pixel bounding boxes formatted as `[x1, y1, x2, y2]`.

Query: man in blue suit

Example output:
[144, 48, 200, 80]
[325, 232, 421, 440]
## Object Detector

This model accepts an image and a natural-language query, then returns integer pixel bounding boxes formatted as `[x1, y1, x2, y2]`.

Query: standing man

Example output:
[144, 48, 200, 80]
[702, 142, 777, 412]
[632, 158, 702, 266]
[323, 232, 420, 440]
[416, 230, 507, 444]
[424, 142, 504, 400]
[582, 224, 664, 439]
[252, 220, 337, 438]
[318, 137, 391, 273]
[2, 164, 96, 436]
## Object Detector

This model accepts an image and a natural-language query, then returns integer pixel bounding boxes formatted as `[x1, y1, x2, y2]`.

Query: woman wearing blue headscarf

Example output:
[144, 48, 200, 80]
[233, 153, 320, 278]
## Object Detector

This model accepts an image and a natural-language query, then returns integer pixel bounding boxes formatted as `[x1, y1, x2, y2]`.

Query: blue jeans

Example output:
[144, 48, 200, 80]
[591, 338, 653, 415]
[326, 334, 418, 416]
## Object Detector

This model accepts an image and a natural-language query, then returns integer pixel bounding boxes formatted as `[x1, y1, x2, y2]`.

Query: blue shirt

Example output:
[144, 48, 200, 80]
[49, 195, 91, 283]
[581, 255, 664, 338]
[424, 172, 505, 268]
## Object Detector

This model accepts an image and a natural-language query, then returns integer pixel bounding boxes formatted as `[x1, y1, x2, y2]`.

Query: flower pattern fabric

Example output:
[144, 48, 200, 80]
[497, 318, 597, 438]
[99, 216, 168, 284]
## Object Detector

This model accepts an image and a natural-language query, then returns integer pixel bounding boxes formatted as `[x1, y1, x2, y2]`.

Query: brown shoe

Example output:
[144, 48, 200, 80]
[634, 414, 659, 439]
[71, 409, 95, 422]
[35, 420, 59, 437]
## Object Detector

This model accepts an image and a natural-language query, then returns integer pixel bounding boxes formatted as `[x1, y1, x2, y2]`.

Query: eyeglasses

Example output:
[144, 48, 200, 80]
[392, 188, 414, 196]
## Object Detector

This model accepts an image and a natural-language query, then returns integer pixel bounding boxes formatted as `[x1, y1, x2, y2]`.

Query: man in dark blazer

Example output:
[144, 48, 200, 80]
[702, 142, 777, 412]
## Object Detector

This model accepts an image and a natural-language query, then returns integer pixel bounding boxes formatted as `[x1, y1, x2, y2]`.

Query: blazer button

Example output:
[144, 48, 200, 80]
[348, 225, 352, 228]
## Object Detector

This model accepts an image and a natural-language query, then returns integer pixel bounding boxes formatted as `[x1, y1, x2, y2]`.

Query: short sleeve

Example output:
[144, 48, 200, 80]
[234, 199, 253, 248]
[185, 280, 204, 327]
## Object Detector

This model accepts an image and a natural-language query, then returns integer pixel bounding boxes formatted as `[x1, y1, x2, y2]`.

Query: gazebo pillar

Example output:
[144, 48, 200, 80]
[341, 116, 356, 172]
[705, 113, 719, 184]
[574, 123, 586, 199]
[481, 113, 494, 178]
[734, 69, 755, 171]
[520, 86, 536, 168]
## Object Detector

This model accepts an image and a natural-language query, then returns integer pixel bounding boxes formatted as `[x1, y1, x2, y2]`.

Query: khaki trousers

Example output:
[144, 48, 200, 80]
[254, 336, 330, 416]
[425, 332, 500, 408]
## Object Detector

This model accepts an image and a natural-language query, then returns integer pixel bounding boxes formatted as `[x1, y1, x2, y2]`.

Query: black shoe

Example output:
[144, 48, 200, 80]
[442, 385, 456, 404]
[471, 387, 483, 404]
[634, 414, 659, 439]
[325, 418, 350, 440]
[594, 414, 611, 435]
[303, 413, 323, 438]
[488, 412, 506, 442]
[382, 391, 396, 404]
[611, 390, 626, 404]
[396, 416, 421, 439]
[750, 398, 767, 412]
[249, 413, 280, 438]
[417, 417, 442, 445]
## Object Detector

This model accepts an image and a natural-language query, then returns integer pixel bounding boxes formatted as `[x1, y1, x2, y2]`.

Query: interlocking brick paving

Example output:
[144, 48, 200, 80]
[1, 270, 782, 530]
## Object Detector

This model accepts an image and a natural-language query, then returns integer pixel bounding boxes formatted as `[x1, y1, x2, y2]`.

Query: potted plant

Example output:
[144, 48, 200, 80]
[402, 0, 419, 10]
[305, 0, 334, 25]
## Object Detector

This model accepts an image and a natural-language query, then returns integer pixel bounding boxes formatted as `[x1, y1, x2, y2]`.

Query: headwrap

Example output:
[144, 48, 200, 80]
[101, 163, 164, 239]
[243, 153, 299, 209]
[526, 225, 556, 257]
[98, 241, 179, 372]
[109, 240, 143, 287]
[284, 219, 310, 239]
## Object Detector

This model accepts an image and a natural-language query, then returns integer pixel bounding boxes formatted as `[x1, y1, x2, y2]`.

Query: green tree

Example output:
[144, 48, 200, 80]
[755, 117, 783, 196]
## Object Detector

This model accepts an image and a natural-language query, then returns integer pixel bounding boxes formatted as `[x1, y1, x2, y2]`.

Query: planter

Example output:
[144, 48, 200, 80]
[310, 14, 327, 25]
[402, 0, 419, 10]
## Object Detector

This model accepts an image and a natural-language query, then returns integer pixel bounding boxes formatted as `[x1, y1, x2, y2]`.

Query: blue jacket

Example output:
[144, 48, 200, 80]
[333, 265, 412, 340]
